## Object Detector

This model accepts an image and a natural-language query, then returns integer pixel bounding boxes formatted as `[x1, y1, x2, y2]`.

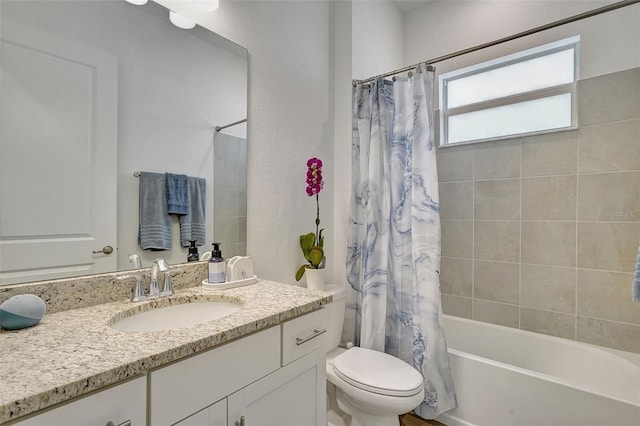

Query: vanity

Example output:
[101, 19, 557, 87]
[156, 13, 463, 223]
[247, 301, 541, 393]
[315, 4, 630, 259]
[0, 271, 331, 426]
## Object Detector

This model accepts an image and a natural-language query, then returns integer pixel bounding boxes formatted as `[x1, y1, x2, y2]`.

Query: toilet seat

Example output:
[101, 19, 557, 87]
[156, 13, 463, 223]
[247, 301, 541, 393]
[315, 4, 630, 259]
[333, 347, 423, 397]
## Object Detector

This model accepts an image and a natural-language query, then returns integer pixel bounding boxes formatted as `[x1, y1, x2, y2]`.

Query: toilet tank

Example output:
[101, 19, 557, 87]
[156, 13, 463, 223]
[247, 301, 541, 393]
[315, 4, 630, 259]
[323, 284, 347, 350]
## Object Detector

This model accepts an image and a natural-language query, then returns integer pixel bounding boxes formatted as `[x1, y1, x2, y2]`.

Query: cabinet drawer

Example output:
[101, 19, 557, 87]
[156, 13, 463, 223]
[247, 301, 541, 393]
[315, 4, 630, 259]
[14, 376, 146, 426]
[281, 308, 327, 366]
[149, 326, 280, 425]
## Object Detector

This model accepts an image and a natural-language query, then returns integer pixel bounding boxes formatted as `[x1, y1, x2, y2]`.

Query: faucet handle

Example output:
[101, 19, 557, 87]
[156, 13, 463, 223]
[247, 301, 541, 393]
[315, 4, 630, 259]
[128, 253, 142, 269]
[117, 273, 146, 302]
[161, 268, 184, 296]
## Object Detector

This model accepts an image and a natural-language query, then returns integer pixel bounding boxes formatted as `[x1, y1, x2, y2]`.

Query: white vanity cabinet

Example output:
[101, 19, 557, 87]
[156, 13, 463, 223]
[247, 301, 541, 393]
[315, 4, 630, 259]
[152, 308, 327, 426]
[13, 376, 146, 426]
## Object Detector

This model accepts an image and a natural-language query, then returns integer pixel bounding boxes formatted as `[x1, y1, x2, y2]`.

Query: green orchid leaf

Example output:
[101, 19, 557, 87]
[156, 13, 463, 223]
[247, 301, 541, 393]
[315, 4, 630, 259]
[309, 246, 324, 268]
[300, 233, 316, 262]
[295, 265, 307, 281]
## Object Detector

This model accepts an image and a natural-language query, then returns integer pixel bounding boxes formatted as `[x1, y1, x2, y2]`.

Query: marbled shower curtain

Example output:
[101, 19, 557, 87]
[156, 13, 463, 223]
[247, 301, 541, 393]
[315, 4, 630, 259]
[345, 64, 456, 418]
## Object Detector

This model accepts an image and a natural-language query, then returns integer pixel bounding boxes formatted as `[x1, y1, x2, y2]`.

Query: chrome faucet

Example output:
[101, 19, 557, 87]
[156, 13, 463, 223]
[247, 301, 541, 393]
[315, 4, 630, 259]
[118, 256, 181, 302]
[149, 258, 169, 298]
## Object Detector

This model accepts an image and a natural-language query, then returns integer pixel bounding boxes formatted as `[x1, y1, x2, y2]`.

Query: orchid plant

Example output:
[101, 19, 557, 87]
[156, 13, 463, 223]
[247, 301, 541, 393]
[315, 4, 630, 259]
[295, 157, 325, 281]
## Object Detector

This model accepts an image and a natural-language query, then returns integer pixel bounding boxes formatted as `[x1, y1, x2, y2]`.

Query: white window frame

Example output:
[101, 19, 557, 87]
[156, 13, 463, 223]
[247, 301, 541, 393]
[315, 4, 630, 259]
[438, 35, 580, 147]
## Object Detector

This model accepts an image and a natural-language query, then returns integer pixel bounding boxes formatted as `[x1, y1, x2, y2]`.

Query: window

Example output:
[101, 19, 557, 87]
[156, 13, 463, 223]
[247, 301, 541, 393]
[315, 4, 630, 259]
[439, 36, 579, 146]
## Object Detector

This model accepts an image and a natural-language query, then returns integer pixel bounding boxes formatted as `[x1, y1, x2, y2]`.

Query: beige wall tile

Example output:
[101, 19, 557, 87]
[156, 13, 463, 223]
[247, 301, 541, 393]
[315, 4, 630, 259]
[442, 294, 472, 319]
[440, 182, 473, 220]
[474, 220, 520, 262]
[474, 260, 519, 304]
[521, 131, 578, 177]
[577, 316, 640, 354]
[437, 146, 473, 182]
[440, 257, 472, 297]
[441, 220, 473, 258]
[577, 269, 640, 325]
[578, 68, 640, 126]
[473, 299, 519, 328]
[520, 308, 576, 339]
[474, 179, 520, 220]
[578, 119, 640, 173]
[522, 176, 577, 220]
[521, 264, 576, 314]
[473, 141, 521, 180]
[578, 172, 640, 221]
[522, 222, 576, 267]
[577, 222, 640, 272]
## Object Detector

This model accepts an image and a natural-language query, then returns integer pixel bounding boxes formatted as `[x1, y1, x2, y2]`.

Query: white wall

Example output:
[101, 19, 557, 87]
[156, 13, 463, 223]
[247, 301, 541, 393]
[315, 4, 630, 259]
[332, 0, 353, 286]
[352, 0, 405, 79]
[161, 0, 334, 285]
[403, 0, 640, 80]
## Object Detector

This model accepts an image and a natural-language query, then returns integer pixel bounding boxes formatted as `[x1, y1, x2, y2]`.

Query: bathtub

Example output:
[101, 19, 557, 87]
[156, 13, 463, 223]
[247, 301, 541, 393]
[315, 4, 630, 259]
[436, 315, 640, 426]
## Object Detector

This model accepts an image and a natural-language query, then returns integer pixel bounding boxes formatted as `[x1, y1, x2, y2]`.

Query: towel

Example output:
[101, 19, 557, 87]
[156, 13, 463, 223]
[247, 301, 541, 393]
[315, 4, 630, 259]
[633, 242, 640, 302]
[179, 177, 207, 247]
[138, 172, 172, 250]
[166, 173, 189, 215]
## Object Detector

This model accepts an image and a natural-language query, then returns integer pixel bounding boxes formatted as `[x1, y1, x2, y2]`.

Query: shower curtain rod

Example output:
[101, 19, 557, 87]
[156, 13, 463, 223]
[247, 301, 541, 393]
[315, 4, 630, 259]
[353, 0, 639, 86]
[215, 118, 247, 132]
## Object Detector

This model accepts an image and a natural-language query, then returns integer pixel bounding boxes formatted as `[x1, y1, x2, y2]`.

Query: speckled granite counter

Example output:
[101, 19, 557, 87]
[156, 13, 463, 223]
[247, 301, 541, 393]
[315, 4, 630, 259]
[0, 280, 331, 423]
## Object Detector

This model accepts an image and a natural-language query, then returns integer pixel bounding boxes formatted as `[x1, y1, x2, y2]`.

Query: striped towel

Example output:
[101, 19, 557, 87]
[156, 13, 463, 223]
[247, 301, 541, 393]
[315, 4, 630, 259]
[179, 177, 207, 247]
[138, 172, 172, 250]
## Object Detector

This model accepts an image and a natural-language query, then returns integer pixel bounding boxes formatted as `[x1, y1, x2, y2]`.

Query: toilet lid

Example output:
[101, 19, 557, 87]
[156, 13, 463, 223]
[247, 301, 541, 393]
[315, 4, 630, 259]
[333, 347, 423, 397]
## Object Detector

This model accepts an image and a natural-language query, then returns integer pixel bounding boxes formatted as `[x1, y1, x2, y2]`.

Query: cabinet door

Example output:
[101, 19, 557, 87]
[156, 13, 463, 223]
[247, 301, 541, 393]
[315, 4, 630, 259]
[173, 399, 226, 426]
[227, 348, 326, 426]
[14, 376, 145, 426]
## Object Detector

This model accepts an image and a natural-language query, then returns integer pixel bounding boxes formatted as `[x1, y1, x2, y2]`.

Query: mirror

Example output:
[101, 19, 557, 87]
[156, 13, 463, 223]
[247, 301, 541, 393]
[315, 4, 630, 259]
[0, 0, 247, 285]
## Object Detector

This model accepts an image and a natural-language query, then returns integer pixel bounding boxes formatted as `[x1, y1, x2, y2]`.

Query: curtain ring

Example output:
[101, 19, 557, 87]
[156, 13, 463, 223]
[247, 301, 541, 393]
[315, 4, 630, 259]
[392, 75, 397, 81]
[408, 70, 413, 78]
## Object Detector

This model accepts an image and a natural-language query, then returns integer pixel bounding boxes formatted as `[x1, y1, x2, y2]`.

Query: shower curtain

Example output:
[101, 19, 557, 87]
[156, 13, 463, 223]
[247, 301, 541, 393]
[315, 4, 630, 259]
[345, 63, 457, 418]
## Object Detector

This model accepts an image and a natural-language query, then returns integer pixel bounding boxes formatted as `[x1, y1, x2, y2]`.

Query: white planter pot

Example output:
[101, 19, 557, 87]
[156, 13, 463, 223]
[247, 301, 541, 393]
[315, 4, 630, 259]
[305, 267, 325, 291]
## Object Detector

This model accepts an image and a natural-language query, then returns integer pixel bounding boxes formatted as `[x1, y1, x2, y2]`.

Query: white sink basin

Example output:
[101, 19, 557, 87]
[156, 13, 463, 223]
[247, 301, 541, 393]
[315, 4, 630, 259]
[111, 301, 241, 332]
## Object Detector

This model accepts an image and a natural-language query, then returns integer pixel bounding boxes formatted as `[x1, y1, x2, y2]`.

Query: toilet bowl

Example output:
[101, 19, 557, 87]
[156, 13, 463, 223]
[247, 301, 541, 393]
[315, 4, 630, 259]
[323, 285, 425, 426]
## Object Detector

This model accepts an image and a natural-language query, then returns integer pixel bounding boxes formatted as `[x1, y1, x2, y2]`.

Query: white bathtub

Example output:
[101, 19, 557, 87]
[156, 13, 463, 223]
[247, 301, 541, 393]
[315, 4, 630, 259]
[436, 315, 640, 426]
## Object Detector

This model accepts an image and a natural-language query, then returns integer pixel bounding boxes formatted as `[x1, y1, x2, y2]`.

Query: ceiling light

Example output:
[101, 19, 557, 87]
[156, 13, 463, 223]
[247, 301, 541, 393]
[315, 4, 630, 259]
[169, 10, 196, 30]
[125, 0, 148, 5]
[206, 0, 220, 12]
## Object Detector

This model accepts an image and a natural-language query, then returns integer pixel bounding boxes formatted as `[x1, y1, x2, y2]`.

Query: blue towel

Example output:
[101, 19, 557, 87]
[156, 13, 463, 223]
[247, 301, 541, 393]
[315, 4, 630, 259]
[179, 177, 207, 247]
[633, 242, 640, 302]
[166, 173, 189, 215]
[138, 172, 172, 250]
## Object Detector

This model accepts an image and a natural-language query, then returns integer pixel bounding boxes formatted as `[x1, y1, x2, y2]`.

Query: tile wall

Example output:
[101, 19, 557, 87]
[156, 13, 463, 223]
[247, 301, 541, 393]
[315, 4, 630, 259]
[214, 133, 248, 257]
[437, 67, 640, 353]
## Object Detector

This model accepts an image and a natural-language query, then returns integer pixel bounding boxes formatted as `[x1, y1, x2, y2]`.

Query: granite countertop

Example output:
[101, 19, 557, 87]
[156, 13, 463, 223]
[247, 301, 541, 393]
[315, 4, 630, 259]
[0, 280, 331, 424]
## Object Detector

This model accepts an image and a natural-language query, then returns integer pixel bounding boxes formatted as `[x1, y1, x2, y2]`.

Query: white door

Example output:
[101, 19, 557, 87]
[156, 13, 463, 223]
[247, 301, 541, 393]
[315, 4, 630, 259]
[0, 20, 117, 284]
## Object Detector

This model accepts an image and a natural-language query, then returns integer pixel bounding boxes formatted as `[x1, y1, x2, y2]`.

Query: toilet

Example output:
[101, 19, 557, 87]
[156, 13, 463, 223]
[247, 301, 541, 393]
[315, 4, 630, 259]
[323, 284, 425, 426]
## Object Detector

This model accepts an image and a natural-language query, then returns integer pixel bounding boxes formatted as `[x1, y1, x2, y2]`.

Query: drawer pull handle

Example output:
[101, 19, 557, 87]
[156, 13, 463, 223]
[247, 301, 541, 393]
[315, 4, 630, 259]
[296, 328, 327, 346]
[235, 416, 246, 426]
[106, 421, 131, 426]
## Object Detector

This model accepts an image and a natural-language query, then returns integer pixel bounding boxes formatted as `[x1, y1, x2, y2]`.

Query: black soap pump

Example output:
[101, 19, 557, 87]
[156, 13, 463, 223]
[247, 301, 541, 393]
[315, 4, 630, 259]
[187, 240, 199, 262]
[208, 242, 226, 283]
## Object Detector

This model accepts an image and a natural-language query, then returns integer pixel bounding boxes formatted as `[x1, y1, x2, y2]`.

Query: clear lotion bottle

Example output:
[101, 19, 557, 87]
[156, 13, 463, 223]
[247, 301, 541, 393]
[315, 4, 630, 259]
[208, 242, 226, 283]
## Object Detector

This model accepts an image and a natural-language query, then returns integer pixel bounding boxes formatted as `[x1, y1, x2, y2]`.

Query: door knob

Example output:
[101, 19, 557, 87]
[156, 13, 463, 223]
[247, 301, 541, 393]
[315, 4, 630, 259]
[93, 245, 114, 254]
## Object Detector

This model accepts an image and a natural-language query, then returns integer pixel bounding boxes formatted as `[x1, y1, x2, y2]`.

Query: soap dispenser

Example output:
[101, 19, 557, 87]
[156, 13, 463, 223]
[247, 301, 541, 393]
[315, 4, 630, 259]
[208, 242, 226, 283]
[187, 240, 199, 262]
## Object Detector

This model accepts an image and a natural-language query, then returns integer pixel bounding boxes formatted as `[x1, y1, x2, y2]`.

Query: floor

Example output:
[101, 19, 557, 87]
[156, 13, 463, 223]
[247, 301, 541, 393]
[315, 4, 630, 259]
[400, 413, 446, 426]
